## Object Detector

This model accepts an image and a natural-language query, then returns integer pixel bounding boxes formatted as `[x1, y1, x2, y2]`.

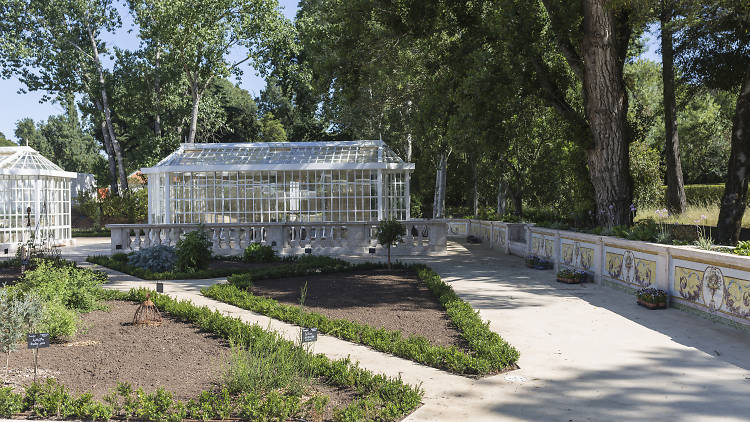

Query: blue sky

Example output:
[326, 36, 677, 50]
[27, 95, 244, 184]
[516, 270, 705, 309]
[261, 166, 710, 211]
[0, 6, 660, 142]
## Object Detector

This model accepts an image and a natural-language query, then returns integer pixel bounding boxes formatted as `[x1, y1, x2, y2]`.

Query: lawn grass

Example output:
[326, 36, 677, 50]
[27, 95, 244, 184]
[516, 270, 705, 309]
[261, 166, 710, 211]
[205, 262, 519, 376]
[635, 204, 750, 228]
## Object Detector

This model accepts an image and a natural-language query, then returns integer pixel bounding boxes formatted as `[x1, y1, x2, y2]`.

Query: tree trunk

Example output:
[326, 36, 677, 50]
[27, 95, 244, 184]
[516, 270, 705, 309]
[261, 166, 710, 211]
[510, 189, 522, 217]
[661, 5, 687, 214]
[432, 154, 447, 218]
[87, 25, 128, 194]
[472, 160, 479, 216]
[187, 81, 201, 143]
[387, 245, 391, 269]
[716, 63, 750, 245]
[496, 180, 506, 216]
[154, 47, 162, 138]
[582, 0, 633, 226]
[95, 99, 119, 197]
[101, 118, 119, 197]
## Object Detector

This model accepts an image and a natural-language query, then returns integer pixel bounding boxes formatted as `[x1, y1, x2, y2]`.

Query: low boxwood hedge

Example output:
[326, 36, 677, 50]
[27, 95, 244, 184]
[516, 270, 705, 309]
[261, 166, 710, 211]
[104, 288, 423, 421]
[206, 263, 519, 376]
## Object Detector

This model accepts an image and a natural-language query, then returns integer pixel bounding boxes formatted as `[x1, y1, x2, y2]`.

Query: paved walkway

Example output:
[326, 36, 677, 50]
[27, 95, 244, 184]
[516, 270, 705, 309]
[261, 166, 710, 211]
[64, 239, 750, 421]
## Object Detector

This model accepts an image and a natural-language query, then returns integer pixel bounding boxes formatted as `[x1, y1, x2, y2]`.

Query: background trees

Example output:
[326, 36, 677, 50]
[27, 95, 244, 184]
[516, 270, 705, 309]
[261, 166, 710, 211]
[0, 0, 747, 243]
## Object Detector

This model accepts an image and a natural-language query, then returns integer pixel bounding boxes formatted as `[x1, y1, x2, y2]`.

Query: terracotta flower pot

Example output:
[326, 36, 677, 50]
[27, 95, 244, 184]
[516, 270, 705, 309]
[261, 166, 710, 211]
[637, 298, 667, 310]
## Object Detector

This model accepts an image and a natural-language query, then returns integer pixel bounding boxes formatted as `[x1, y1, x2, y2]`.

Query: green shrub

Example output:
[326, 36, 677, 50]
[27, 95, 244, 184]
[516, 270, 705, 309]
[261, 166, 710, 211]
[376, 219, 406, 269]
[0, 387, 23, 417]
[19, 261, 105, 312]
[733, 241, 750, 256]
[224, 340, 310, 396]
[128, 246, 177, 273]
[87, 255, 238, 281]
[176, 230, 213, 272]
[630, 141, 663, 208]
[40, 302, 78, 340]
[242, 243, 277, 263]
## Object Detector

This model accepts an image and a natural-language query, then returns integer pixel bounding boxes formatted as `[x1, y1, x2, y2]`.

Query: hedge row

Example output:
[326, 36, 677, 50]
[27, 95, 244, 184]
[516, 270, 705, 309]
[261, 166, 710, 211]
[108, 288, 423, 421]
[209, 263, 519, 375]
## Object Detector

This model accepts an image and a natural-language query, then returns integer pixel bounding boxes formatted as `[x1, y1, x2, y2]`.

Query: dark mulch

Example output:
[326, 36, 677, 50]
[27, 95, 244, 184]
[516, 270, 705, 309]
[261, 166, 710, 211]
[249, 269, 468, 350]
[0, 265, 21, 287]
[5, 301, 355, 420]
[207, 259, 282, 273]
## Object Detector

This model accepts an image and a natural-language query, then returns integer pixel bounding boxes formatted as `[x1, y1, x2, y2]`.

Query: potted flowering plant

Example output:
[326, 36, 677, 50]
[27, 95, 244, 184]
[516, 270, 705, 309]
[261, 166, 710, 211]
[636, 288, 668, 309]
[526, 255, 552, 270]
[556, 268, 588, 284]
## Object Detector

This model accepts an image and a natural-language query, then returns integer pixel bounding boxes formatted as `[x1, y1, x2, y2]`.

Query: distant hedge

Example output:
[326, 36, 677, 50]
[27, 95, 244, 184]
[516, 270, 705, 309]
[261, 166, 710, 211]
[649, 184, 749, 207]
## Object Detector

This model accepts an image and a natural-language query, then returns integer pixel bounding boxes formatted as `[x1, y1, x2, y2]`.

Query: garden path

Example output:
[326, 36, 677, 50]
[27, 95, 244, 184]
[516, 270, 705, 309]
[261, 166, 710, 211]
[67, 238, 750, 421]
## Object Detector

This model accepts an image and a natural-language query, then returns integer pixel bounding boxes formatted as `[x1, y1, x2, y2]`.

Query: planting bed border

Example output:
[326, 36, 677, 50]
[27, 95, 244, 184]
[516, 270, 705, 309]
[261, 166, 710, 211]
[0, 288, 423, 421]
[205, 262, 519, 376]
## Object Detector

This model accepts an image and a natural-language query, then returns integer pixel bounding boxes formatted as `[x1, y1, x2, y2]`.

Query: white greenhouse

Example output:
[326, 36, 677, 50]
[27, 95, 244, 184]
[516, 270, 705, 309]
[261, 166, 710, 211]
[141, 141, 415, 225]
[0, 146, 75, 251]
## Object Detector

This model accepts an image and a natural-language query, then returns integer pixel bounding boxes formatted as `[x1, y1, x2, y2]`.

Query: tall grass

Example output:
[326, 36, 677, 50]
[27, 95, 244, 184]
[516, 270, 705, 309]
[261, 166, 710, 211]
[635, 204, 750, 228]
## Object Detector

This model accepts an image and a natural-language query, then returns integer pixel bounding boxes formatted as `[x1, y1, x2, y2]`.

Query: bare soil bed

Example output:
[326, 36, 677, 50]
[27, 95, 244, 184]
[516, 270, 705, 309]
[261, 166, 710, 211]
[0, 265, 21, 287]
[207, 259, 281, 273]
[7, 301, 228, 401]
[5, 301, 354, 420]
[249, 269, 468, 350]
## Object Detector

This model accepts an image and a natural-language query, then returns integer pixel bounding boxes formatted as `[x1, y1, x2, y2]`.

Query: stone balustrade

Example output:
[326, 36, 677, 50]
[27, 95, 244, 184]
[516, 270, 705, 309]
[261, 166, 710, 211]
[107, 220, 447, 257]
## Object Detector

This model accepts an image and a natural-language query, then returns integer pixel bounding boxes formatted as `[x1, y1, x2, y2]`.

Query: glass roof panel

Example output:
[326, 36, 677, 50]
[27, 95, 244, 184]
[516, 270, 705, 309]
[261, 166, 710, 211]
[153, 141, 408, 168]
[0, 147, 67, 172]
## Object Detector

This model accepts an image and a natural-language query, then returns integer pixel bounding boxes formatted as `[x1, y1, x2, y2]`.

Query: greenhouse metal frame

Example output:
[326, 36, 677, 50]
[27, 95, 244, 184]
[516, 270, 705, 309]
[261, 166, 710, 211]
[141, 141, 415, 225]
[0, 146, 75, 249]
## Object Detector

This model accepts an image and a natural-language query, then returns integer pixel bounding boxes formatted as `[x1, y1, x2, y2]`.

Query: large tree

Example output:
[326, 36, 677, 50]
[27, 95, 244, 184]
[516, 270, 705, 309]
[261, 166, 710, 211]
[129, 0, 292, 144]
[660, 1, 687, 213]
[677, 1, 750, 244]
[0, 0, 129, 194]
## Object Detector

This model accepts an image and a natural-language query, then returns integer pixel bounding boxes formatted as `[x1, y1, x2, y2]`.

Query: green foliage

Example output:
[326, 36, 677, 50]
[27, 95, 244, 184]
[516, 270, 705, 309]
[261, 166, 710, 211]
[72, 228, 111, 238]
[0, 387, 23, 417]
[18, 261, 106, 313]
[88, 255, 239, 280]
[39, 302, 78, 340]
[0, 290, 43, 355]
[732, 241, 750, 256]
[176, 230, 213, 272]
[0, 132, 15, 147]
[259, 112, 288, 142]
[629, 141, 663, 208]
[75, 189, 148, 225]
[210, 262, 519, 375]
[242, 243, 277, 263]
[128, 246, 177, 273]
[376, 219, 406, 268]
[224, 340, 310, 396]
[13, 97, 104, 174]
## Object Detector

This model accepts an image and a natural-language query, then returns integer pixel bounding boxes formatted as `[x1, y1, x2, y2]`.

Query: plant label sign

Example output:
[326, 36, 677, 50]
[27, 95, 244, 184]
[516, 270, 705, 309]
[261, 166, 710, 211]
[301, 327, 318, 343]
[27, 333, 50, 349]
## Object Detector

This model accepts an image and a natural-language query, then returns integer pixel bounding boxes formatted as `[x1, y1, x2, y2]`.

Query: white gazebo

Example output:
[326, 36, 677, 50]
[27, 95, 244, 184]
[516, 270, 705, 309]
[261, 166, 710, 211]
[0, 146, 75, 252]
[141, 141, 415, 224]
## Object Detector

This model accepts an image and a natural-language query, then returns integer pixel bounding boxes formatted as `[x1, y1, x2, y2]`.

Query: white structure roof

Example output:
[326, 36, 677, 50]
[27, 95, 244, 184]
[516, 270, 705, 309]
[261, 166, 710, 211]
[0, 146, 76, 178]
[141, 141, 415, 174]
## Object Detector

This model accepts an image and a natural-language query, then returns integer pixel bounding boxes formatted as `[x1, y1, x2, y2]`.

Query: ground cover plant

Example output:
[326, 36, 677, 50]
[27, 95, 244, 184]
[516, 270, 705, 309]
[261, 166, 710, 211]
[205, 260, 519, 376]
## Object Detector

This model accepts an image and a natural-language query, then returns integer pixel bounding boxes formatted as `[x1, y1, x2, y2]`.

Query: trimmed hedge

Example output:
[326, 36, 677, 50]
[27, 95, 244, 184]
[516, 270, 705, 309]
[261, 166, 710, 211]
[114, 288, 423, 421]
[87, 255, 256, 280]
[207, 263, 519, 376]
